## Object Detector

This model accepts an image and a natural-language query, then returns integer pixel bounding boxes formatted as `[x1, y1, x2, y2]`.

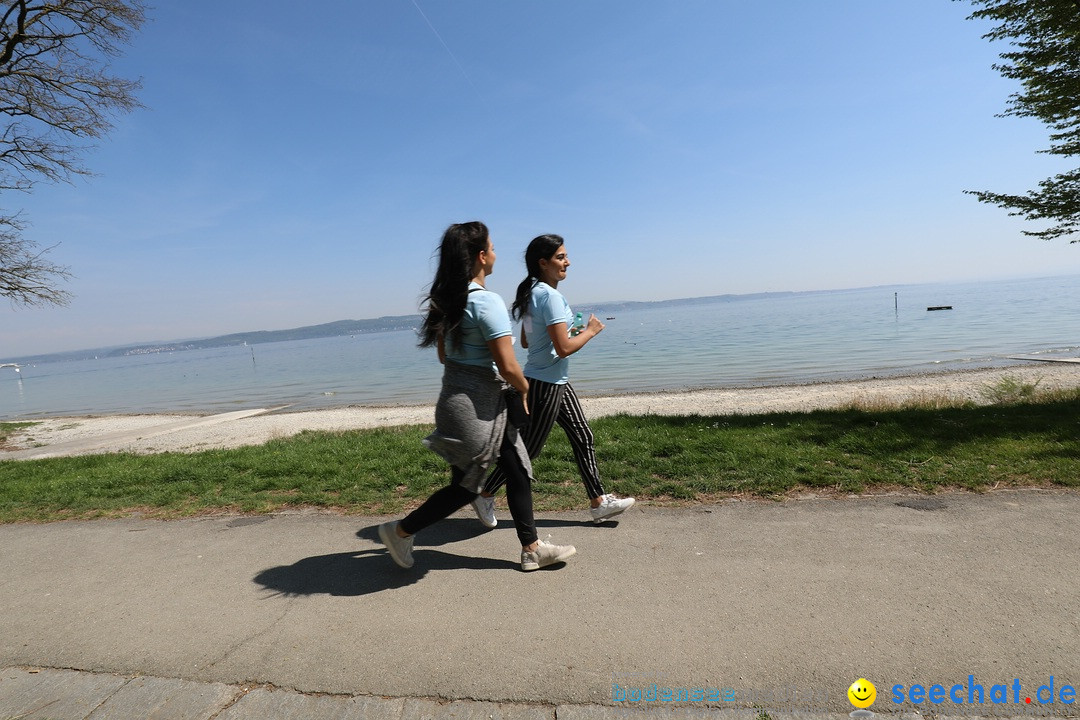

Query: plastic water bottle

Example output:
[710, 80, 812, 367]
[571, 311, 584, 336]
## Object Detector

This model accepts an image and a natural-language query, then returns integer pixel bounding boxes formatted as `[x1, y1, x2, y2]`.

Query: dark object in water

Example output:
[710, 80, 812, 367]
[605, 317, 615, 320]
[927, 306, 953, 311]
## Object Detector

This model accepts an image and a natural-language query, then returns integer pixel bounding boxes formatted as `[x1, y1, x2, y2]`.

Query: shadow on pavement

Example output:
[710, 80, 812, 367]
[352, 516, 610, 544]
[353, 517, 493, 547]
[537, 517, 618, 529]
[254, 546, 518, 597]
[256, 518, 580, 596]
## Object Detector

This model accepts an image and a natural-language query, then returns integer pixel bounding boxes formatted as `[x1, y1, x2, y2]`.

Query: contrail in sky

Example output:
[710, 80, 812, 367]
[409, 0, 490, 109]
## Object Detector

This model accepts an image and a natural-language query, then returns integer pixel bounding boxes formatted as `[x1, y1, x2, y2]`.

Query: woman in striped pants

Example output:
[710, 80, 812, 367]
[473, 234, 635, 526]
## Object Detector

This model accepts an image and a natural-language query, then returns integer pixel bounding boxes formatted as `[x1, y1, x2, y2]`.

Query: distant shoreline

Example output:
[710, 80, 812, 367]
[4, 364, 1077, 460]
[10, 272, 1076, 366]
[0, 290, 815, 365]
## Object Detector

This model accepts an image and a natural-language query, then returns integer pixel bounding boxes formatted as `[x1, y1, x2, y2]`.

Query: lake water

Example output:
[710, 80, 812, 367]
[2, 274, 1078, 419]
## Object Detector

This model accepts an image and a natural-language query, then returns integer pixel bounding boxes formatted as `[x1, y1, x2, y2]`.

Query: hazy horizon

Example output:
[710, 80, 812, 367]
[5, 271, 1075, 364]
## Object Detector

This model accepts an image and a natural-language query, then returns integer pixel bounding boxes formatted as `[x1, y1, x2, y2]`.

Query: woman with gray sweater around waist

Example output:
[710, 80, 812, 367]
[378, 222, 576, 572]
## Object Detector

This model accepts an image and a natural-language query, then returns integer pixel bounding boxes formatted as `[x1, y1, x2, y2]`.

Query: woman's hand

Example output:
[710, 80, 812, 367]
[585, 314, 605, 336]
[549, 314, 605, 358]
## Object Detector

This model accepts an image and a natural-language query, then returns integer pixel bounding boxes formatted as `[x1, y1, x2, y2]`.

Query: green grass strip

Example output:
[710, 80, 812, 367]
[1, 391, 1078, 523]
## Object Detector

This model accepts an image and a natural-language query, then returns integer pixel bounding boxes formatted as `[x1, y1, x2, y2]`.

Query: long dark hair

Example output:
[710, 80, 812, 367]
[510, 234, 564, 321]
[419, 221, 490, 350]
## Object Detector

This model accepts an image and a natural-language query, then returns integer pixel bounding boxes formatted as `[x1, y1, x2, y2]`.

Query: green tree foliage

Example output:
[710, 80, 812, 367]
[962, 0, 1080, 242]
[0, 1, 146, 307]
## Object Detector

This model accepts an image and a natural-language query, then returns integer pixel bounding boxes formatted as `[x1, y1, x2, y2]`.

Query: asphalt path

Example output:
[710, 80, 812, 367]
[2, 489, 1079, 718]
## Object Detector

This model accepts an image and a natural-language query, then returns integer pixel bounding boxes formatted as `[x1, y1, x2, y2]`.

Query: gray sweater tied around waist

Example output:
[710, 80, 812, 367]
[422, 360, 532, 494]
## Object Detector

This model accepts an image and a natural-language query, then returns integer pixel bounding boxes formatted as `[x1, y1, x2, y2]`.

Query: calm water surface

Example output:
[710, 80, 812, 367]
[2, 275, 1077, 419]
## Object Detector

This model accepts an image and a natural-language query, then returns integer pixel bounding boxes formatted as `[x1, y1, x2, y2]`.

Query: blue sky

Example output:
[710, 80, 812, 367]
[3, 0, 1079, 356]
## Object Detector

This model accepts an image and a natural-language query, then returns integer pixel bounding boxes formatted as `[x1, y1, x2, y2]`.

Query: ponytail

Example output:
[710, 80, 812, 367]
[510, 276, 535, 321]
[511, 234, 565, 321]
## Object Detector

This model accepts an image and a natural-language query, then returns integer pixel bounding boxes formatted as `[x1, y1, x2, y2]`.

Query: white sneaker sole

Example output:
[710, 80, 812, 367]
[592, 498, 635, 524]
[521, 545, 577, 571]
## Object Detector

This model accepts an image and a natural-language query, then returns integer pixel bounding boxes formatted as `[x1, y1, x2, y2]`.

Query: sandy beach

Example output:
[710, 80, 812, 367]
[3, 364, 1077, 459]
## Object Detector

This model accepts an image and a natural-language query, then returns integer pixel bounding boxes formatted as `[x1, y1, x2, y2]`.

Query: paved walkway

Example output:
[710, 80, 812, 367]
[2, 490, 1079, 719]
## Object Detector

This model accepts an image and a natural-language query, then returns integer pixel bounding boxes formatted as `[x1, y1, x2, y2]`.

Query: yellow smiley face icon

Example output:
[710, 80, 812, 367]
[848, 678, 876, 709]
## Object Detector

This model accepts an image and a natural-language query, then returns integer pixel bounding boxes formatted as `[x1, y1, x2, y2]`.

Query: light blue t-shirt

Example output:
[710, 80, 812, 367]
[524, 282, 573, 384]
[444, 282, 513, 370]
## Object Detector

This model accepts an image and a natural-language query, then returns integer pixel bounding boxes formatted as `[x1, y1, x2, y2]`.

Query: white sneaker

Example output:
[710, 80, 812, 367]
[521, 538, 576, 571]
[590, 494, 635, 524]
[378, 521, 414, 568]
[471, 495, 497, 528]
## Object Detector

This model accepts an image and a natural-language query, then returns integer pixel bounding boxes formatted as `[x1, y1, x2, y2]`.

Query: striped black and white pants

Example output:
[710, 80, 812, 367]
[482, 378, 605, 500]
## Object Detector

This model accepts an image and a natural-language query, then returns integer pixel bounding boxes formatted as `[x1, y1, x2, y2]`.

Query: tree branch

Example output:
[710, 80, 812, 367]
[0, 0, 144, 307]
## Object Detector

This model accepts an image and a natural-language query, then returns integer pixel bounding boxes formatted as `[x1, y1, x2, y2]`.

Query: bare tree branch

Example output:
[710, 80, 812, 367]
[0, 0, 145, 307]
[0, 211, 72, 306]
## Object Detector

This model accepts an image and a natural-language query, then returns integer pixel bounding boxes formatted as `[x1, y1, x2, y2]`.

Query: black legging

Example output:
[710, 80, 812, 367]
[400, 431, 538, 547]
